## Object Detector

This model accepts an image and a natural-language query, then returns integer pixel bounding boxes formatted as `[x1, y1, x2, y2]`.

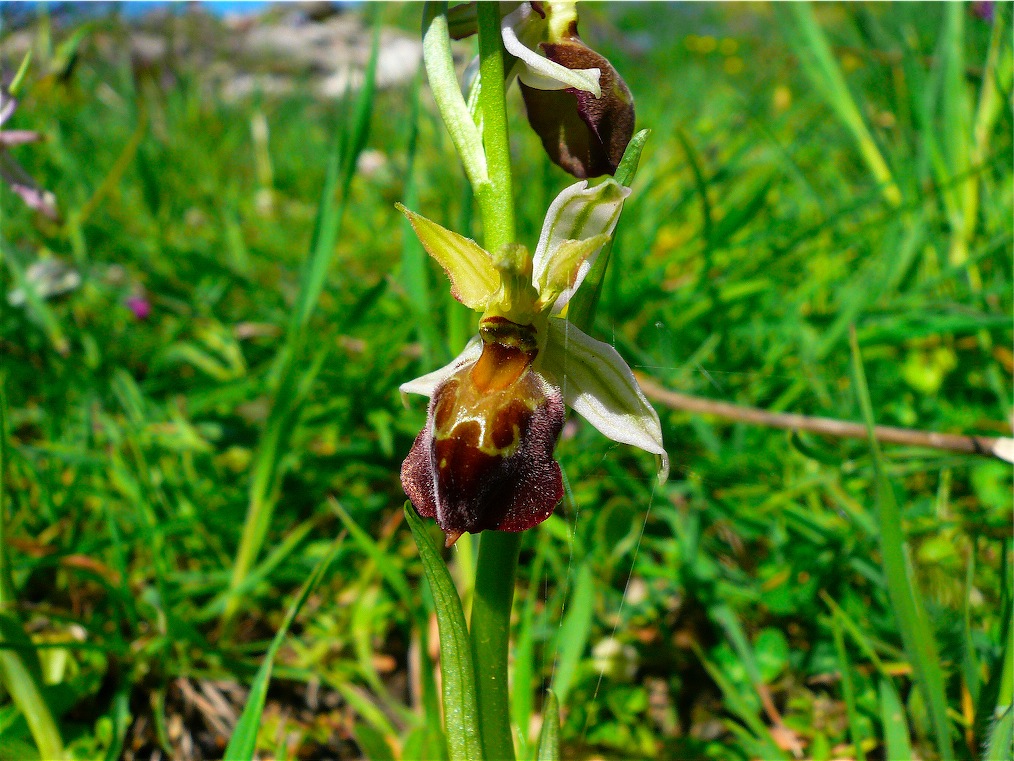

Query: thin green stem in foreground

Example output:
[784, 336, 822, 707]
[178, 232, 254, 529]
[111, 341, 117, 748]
[469, 6, 520, 761]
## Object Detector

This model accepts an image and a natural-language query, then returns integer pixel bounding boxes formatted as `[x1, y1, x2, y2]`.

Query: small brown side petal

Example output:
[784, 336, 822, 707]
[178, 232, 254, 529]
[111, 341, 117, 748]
[521, 39, 635, 178]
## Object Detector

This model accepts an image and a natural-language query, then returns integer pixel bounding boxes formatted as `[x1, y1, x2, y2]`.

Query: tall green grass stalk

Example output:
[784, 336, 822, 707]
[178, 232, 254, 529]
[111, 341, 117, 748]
[831, 612, 867, 761]
[406, 505, 484, 761]
[849, 328, 955, 760]
[776, 3, 902, 208]
[984, 607, 1013, 761]
[0, 381, 66, 760]
[224, 534, 344, 760]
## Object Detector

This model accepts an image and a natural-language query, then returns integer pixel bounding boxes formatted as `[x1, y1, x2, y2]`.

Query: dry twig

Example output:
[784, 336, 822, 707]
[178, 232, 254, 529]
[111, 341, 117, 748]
[637, 375, 1014, 462]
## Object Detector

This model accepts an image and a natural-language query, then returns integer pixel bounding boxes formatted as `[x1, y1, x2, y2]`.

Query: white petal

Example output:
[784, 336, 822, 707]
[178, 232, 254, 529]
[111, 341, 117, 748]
[501, 4, 601, 97]
[993, 438, 1014, 463]
[399, 337, 482, 401]
[541, 320, 668, 483]
[532, 179, 630, 313]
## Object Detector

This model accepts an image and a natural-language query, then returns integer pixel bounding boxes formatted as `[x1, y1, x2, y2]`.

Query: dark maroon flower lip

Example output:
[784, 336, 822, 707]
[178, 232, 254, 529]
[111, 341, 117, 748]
[401, 318, 564, 547]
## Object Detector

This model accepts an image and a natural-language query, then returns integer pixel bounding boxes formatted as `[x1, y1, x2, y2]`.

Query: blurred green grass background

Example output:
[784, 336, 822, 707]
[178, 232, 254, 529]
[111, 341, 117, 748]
[1, 2, 1011, 759]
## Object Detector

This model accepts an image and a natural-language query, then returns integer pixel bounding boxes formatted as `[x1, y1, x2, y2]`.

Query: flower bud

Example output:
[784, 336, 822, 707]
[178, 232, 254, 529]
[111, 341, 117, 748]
[520, 32, 635, 178]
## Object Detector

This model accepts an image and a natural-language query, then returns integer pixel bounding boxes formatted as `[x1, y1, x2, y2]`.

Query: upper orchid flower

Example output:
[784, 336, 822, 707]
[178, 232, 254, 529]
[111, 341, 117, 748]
[399, 178, 667, 547]
[503, 1, 635, 179]
[447, 1, 635, 179]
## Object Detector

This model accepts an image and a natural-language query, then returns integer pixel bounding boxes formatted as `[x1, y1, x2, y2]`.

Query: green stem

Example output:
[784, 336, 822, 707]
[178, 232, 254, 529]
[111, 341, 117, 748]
[0, 378, 13, 607]
[470, 6, 519, 761]
[471, 532, 521, 761]
[475, 4, 515, 255]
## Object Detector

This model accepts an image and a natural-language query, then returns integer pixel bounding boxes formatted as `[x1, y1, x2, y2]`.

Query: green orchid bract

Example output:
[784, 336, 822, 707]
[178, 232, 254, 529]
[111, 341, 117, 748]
[399, 178, 668, 547]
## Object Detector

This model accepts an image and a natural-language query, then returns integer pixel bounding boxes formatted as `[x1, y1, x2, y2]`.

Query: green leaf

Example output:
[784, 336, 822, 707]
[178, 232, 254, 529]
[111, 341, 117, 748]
[535, 691, 560, 761]
[0, 613, 65, 761]
[223, 536, 343, 760]
[849, 329, 954, 761]
[831, 613, 866, 761]
[985, 608, 1013, 761]
[511, 532, 549, 753]
[351, 723, 395, 761]
[985, 704, 1014, 761]
[878, 677, 913, 761]
[693, 642, 790, 761]
[332, 501, 414, 610]
[0, 383, 64, 761]
[404, 504, 484, 761]
[550, 563, 594, 707]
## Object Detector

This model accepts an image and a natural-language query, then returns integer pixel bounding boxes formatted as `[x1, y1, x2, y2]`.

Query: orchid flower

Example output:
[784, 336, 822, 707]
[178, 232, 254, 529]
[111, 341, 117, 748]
[503, 1, 636, 179]
[447, 1, 635, 179]
[399, 178, 667, 547]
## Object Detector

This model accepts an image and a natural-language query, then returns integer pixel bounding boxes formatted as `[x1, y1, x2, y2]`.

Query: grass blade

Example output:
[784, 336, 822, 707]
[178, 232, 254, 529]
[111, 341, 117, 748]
[511, 532, 548, 753]
[0, 613, 66, 761]
[692, 643, 789, 761]
[535, 691, 560, 761]
[831, 611, 867, 761]
[879, 676, 914, 761]
[352, 723, 395, 761]
[223, 534, 343, 760]
[776, 3, 901, 207]
[101, 686, 131, 761]
[0, 379, 65, 760]
[549, 563, 594, 708]
[0, 377, 14, 607]
[985, 704, 1013, 761]
[849, 328, 954, 760]
[404, 504, 483, 761]
[984, 607, 1013, 761]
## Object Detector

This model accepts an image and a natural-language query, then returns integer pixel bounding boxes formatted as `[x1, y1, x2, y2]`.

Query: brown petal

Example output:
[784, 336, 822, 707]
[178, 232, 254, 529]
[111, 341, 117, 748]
[520, 40, 635, 178]
[400, 319, 564, 543]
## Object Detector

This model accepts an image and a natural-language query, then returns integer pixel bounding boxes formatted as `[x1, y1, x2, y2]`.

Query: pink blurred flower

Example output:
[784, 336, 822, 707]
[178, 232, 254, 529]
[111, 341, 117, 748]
[972, 2, 995, 22]
[0, 88, 58, 219]
[126, 295, 152, 320]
